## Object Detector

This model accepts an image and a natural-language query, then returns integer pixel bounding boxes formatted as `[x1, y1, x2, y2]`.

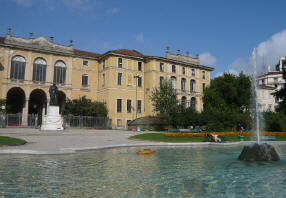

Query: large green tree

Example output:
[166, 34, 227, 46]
[202, 72, 252, 131]
[150, 79, 179, 126]
[63, 96, 108, 117]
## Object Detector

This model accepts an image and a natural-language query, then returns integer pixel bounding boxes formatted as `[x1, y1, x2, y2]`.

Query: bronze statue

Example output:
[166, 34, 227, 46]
[49, 83, 58, 106]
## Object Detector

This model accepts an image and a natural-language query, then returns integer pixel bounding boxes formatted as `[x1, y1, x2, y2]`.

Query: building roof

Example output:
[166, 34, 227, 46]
[106, 49, 145, 57]
[257, 71, 282, 78]
[258, 84, 276, 90]
[74, 49, 101, 58]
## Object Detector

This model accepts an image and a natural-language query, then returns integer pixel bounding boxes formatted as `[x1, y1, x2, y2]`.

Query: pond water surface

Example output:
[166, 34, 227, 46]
[1, 144, 286, 198]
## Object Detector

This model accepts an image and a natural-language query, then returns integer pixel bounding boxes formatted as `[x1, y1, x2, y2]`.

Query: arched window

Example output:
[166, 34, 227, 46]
[54, 60, 66, 84]
[181, 78, 186, 91]
[191, 97, 196, 110]
[190, 80, 196, 92]
[33, 58, 47, 82]
[10, 55, 26, 80]
[171, 76, 176, 89]
[181, 96, 186, 108]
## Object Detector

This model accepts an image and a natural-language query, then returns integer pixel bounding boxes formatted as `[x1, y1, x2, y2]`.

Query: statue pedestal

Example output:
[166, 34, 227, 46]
[41, 106, 63, 131]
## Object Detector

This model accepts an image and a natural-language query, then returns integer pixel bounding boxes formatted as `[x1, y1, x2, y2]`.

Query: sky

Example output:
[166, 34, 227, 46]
[1, 0, 286, 78]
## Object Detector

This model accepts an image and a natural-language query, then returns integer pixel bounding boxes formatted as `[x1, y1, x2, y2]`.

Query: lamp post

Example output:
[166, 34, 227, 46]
[134, 75, 139, 131]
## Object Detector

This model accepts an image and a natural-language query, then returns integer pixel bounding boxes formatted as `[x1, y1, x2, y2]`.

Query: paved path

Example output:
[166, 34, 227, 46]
[0, 127, 273, 155]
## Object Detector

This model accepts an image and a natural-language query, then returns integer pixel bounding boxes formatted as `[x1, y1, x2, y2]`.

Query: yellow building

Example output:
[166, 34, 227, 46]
[0, 29, 214, 128]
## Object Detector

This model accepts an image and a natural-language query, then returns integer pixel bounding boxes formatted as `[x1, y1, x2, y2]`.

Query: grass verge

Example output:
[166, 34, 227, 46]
[130, 133, 263, 143]
[0, 136, 27, 146]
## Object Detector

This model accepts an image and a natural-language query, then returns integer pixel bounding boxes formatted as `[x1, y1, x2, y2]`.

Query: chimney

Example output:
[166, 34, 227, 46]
[186, 51, 190, 56]
[177, 49, 181, 56]
[7, 27, 11, 36]
[70, 40, 73, 47]
[50, 36, 54, 42]
[166, 46, 170, 57]
[30, 32, 33, 39]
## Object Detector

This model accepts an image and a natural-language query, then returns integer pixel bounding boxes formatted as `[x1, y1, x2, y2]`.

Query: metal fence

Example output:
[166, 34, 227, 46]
[63, 115, 112, 129]
[0, 114, 112, 129]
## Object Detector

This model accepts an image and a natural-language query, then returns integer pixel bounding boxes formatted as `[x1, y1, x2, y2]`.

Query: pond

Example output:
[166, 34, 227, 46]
[1, 144, 286, 198]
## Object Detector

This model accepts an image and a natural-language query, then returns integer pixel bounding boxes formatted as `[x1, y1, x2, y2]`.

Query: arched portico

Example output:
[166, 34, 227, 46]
[6, 87, 26, 113]
[28, 89, 47, 126]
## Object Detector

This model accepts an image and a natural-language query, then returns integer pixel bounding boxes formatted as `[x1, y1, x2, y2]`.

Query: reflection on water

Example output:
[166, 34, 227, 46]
[0, 145, 286, 197]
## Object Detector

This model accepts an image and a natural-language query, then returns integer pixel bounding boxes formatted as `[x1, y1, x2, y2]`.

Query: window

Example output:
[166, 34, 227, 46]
[138, 62, 142, 71]
[118, 58, 122, 68]
[172, 65, 176, 73]
[103, 60, 105, 70]
[33, 58, 47, 82]
[137, 100, 142, 113]
[118, 73, 122, 85]
[181, 78, 186, 91]
[202, 71, 206, 79]
[102, 73, 105, 87]
[181, 96, 186, 108]
[160, 62, 164, 72]
[171, 76, 176, 89]
[261, 79, 265, 85]
[191, 97, 196, 110]
[54, 60, 66, 84]
[268, 104, 272, 111]
[117, 99, 122, 113]
[82, 75, 88, 87]
[127, 99, 132, 113]
[182, 67, 185, 75]
[138, 76, 142, 87]
[202, 83, 206, 92]
[117, 119, 122, 127]
[190, 80, 196, 92]
[262, 90, 265, 99]
[269, 92, 272, 99]
[160, 76, 164, 87]
[274, 77, 278, 83]
[83, 60, 88, 66]
[191, 69, 195, 76]
[127, 120, 131, 126]
[10, 55, 26, 80]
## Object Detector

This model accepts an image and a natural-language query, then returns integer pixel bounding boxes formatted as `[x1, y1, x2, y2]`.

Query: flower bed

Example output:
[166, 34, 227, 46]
[164, 131, 286, 137]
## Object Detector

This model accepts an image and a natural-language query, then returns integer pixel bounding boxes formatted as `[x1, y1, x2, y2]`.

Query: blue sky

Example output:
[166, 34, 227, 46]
[1, 0, 286, 77]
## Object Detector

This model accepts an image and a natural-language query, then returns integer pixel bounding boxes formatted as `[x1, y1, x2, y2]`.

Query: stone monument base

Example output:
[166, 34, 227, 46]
[238, 143, 280, 162]
[41, 106, 63, 131]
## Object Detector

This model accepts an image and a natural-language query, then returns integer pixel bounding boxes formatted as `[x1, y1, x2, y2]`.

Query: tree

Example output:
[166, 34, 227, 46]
[273, 67, 286, 114]
[202, 72, 252, 131]
[63, 96, 108, 117]
[150, 79, 178, 126]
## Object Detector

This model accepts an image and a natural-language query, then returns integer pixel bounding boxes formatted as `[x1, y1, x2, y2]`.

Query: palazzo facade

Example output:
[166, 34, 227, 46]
[0, 29, 214, 128]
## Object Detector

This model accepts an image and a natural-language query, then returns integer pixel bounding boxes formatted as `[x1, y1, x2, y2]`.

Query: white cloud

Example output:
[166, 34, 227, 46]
[107, 7, 120, 16]
[255, 29, 286, 70]
[225, 29, 286, 77]
[134, 33, 144, 42]
[199, 52, 216, 66]
[10, 0, 32, 7]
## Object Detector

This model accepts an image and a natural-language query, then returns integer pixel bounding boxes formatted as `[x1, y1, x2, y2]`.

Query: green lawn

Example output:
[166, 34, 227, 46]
[0, 136, 27, 146]
[130, 133, 261, 143]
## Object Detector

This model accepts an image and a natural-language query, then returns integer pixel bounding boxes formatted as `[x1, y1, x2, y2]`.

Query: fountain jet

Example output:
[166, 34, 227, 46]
[238, 49, 280, 162]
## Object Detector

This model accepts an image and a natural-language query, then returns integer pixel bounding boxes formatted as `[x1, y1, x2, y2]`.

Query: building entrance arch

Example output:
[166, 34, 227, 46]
[6, 87, 26, 113]
[28, 89, 47, 126]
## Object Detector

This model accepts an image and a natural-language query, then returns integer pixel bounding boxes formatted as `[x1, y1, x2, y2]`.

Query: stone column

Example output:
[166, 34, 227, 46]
[21, 98, 29, 126]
